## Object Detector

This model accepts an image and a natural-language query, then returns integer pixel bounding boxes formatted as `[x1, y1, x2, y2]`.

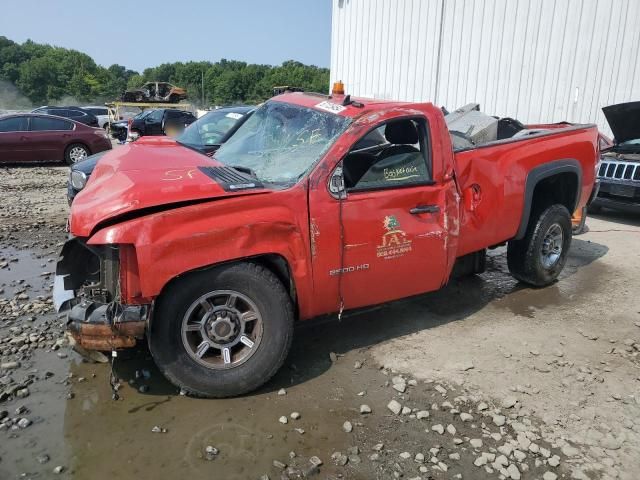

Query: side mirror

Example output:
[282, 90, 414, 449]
[329, 165, 346, 199]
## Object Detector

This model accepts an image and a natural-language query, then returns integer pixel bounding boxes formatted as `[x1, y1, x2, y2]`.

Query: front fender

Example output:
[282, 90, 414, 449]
[87, 192, 313, 316]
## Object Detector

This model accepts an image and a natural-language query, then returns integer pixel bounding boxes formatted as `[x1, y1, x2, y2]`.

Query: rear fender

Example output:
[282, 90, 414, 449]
[516, 159, 581, 239]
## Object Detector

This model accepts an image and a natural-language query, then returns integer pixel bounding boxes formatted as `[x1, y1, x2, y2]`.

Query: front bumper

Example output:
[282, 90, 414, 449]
[65, 300, 148, 350]
[592, 179, 640, 212]
[54, 237, 149, 351]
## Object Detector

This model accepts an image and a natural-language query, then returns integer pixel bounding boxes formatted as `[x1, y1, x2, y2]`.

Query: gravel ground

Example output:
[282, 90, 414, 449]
[0, 165, 639, 480]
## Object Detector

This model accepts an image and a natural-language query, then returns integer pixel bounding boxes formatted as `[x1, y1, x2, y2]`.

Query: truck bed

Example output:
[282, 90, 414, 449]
[454, 123, 599, 256]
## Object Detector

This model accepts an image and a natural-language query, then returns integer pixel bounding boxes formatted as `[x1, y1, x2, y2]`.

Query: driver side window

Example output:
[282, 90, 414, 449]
[149, 109, 164, 122]
[342, 118, 431, 191]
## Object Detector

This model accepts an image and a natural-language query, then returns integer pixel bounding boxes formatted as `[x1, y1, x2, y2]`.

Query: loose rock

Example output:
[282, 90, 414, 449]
[387, 399, 402, 415]
[470, 438, 483, 448]
[431, 424, 444, 435]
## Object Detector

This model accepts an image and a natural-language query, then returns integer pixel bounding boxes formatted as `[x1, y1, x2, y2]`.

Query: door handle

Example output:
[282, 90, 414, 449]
[20, 135, 28, 141]
[410, 204, 440, 215]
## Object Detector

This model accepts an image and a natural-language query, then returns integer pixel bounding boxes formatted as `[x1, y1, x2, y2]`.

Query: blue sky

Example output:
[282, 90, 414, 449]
[0, 0, 332, 72]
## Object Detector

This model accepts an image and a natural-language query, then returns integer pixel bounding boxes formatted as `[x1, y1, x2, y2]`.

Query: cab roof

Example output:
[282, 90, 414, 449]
[270, 91, 421, 119]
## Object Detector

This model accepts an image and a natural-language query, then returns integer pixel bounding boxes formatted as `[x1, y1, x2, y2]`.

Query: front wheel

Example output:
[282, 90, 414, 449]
[149, 263, 294, 398]
[507, 204, 572, 287]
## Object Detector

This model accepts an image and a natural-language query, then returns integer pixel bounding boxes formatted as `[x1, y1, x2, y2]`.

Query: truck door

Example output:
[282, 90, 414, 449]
[308, 116, 460, 314]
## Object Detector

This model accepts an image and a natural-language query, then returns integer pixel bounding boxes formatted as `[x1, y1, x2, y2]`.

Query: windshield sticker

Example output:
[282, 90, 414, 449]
[225, 112, 243, 120]
[377, 215, 413, 259]
[315, 101, 347, 115]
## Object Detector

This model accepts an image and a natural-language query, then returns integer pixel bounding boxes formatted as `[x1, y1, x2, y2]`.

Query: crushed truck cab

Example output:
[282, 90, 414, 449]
[55, 90, 598, 397]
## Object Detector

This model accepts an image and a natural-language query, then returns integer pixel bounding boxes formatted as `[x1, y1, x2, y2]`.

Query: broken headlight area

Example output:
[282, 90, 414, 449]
[55, 237, 148, 351]
[55, 237, 118, 308]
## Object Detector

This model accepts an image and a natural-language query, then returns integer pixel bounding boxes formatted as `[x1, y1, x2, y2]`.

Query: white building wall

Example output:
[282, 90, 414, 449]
[330, 0, 640, 137]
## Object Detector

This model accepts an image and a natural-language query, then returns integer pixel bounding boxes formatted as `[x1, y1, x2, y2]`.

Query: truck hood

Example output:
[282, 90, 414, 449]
[602, 101, 640, 144]
[69, 136, 268, 237]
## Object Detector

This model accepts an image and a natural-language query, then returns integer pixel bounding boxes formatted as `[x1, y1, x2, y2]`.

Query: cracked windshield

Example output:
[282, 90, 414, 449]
[214, 100, 351, 184]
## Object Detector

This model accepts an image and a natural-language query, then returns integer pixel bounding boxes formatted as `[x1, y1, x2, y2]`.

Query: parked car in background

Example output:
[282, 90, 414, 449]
[81, 106, 110, 129]
[591, 101, 640, 213]
[31, 106, 100, 127]
[122, 82, 187, 103]
[68, 107, 252, 203]
[111, 108, 196, 140]
[0, 113, 111, 164]
[67, 151, 109, 204]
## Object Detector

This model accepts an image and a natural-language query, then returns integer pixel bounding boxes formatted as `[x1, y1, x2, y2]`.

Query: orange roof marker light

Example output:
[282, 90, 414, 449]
[332, 80, 345, 95]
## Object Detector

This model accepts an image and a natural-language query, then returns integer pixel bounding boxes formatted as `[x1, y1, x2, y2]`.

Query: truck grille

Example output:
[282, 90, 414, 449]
[598, 160, 640, 182]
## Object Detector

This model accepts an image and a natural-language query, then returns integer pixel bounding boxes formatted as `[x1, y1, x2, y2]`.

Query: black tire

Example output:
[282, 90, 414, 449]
[149, 262, 294, 398]
[64, 143, 89, 165]
[507, 204, 572, 287]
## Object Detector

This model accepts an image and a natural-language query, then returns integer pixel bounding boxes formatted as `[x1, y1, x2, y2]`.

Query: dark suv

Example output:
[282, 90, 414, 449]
[110, 108, 196, 141]
[592, 101, 640, 213]
[68, 106, 253, 203]
[31, 107, 99, 127]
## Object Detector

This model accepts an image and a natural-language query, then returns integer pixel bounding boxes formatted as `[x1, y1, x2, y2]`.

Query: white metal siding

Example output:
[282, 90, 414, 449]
[331, 0, 640, 137]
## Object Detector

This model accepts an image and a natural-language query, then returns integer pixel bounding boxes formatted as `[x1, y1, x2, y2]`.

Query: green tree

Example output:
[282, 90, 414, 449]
[0, 36, 330, 107]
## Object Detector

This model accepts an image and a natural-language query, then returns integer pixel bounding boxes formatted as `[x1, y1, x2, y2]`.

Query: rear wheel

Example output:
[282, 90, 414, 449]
[64, 143, 89, 165]
[507, 204, 572, 287]
[149, 263, 294, 398]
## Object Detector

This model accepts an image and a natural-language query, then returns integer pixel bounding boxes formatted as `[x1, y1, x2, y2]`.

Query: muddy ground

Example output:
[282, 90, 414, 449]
[0, 165, 639, 480]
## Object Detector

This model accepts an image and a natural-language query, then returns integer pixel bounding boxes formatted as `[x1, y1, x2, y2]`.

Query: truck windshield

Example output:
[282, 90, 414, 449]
[214, 101, 351, 185]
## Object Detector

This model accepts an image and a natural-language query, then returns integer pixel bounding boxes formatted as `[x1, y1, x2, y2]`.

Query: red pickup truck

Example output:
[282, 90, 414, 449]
[54, 89, 599, 397]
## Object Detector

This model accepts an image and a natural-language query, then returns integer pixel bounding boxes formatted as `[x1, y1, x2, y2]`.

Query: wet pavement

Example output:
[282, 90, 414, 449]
[1, 229, 573, 480]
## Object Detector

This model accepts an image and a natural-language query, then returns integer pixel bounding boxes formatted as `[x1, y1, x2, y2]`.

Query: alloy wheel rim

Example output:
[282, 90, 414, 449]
[69, 147, 87, 163]
[181, 290, 263, 370]
[540, 223, 564, 269]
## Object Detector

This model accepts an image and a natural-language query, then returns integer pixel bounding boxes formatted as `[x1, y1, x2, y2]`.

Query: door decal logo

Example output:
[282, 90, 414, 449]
[383, 165, 420, 182]
[377, 215, 413, 259]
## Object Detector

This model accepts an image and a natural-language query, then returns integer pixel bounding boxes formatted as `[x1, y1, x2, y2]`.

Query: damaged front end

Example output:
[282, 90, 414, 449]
[54, 237, 148, 351]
